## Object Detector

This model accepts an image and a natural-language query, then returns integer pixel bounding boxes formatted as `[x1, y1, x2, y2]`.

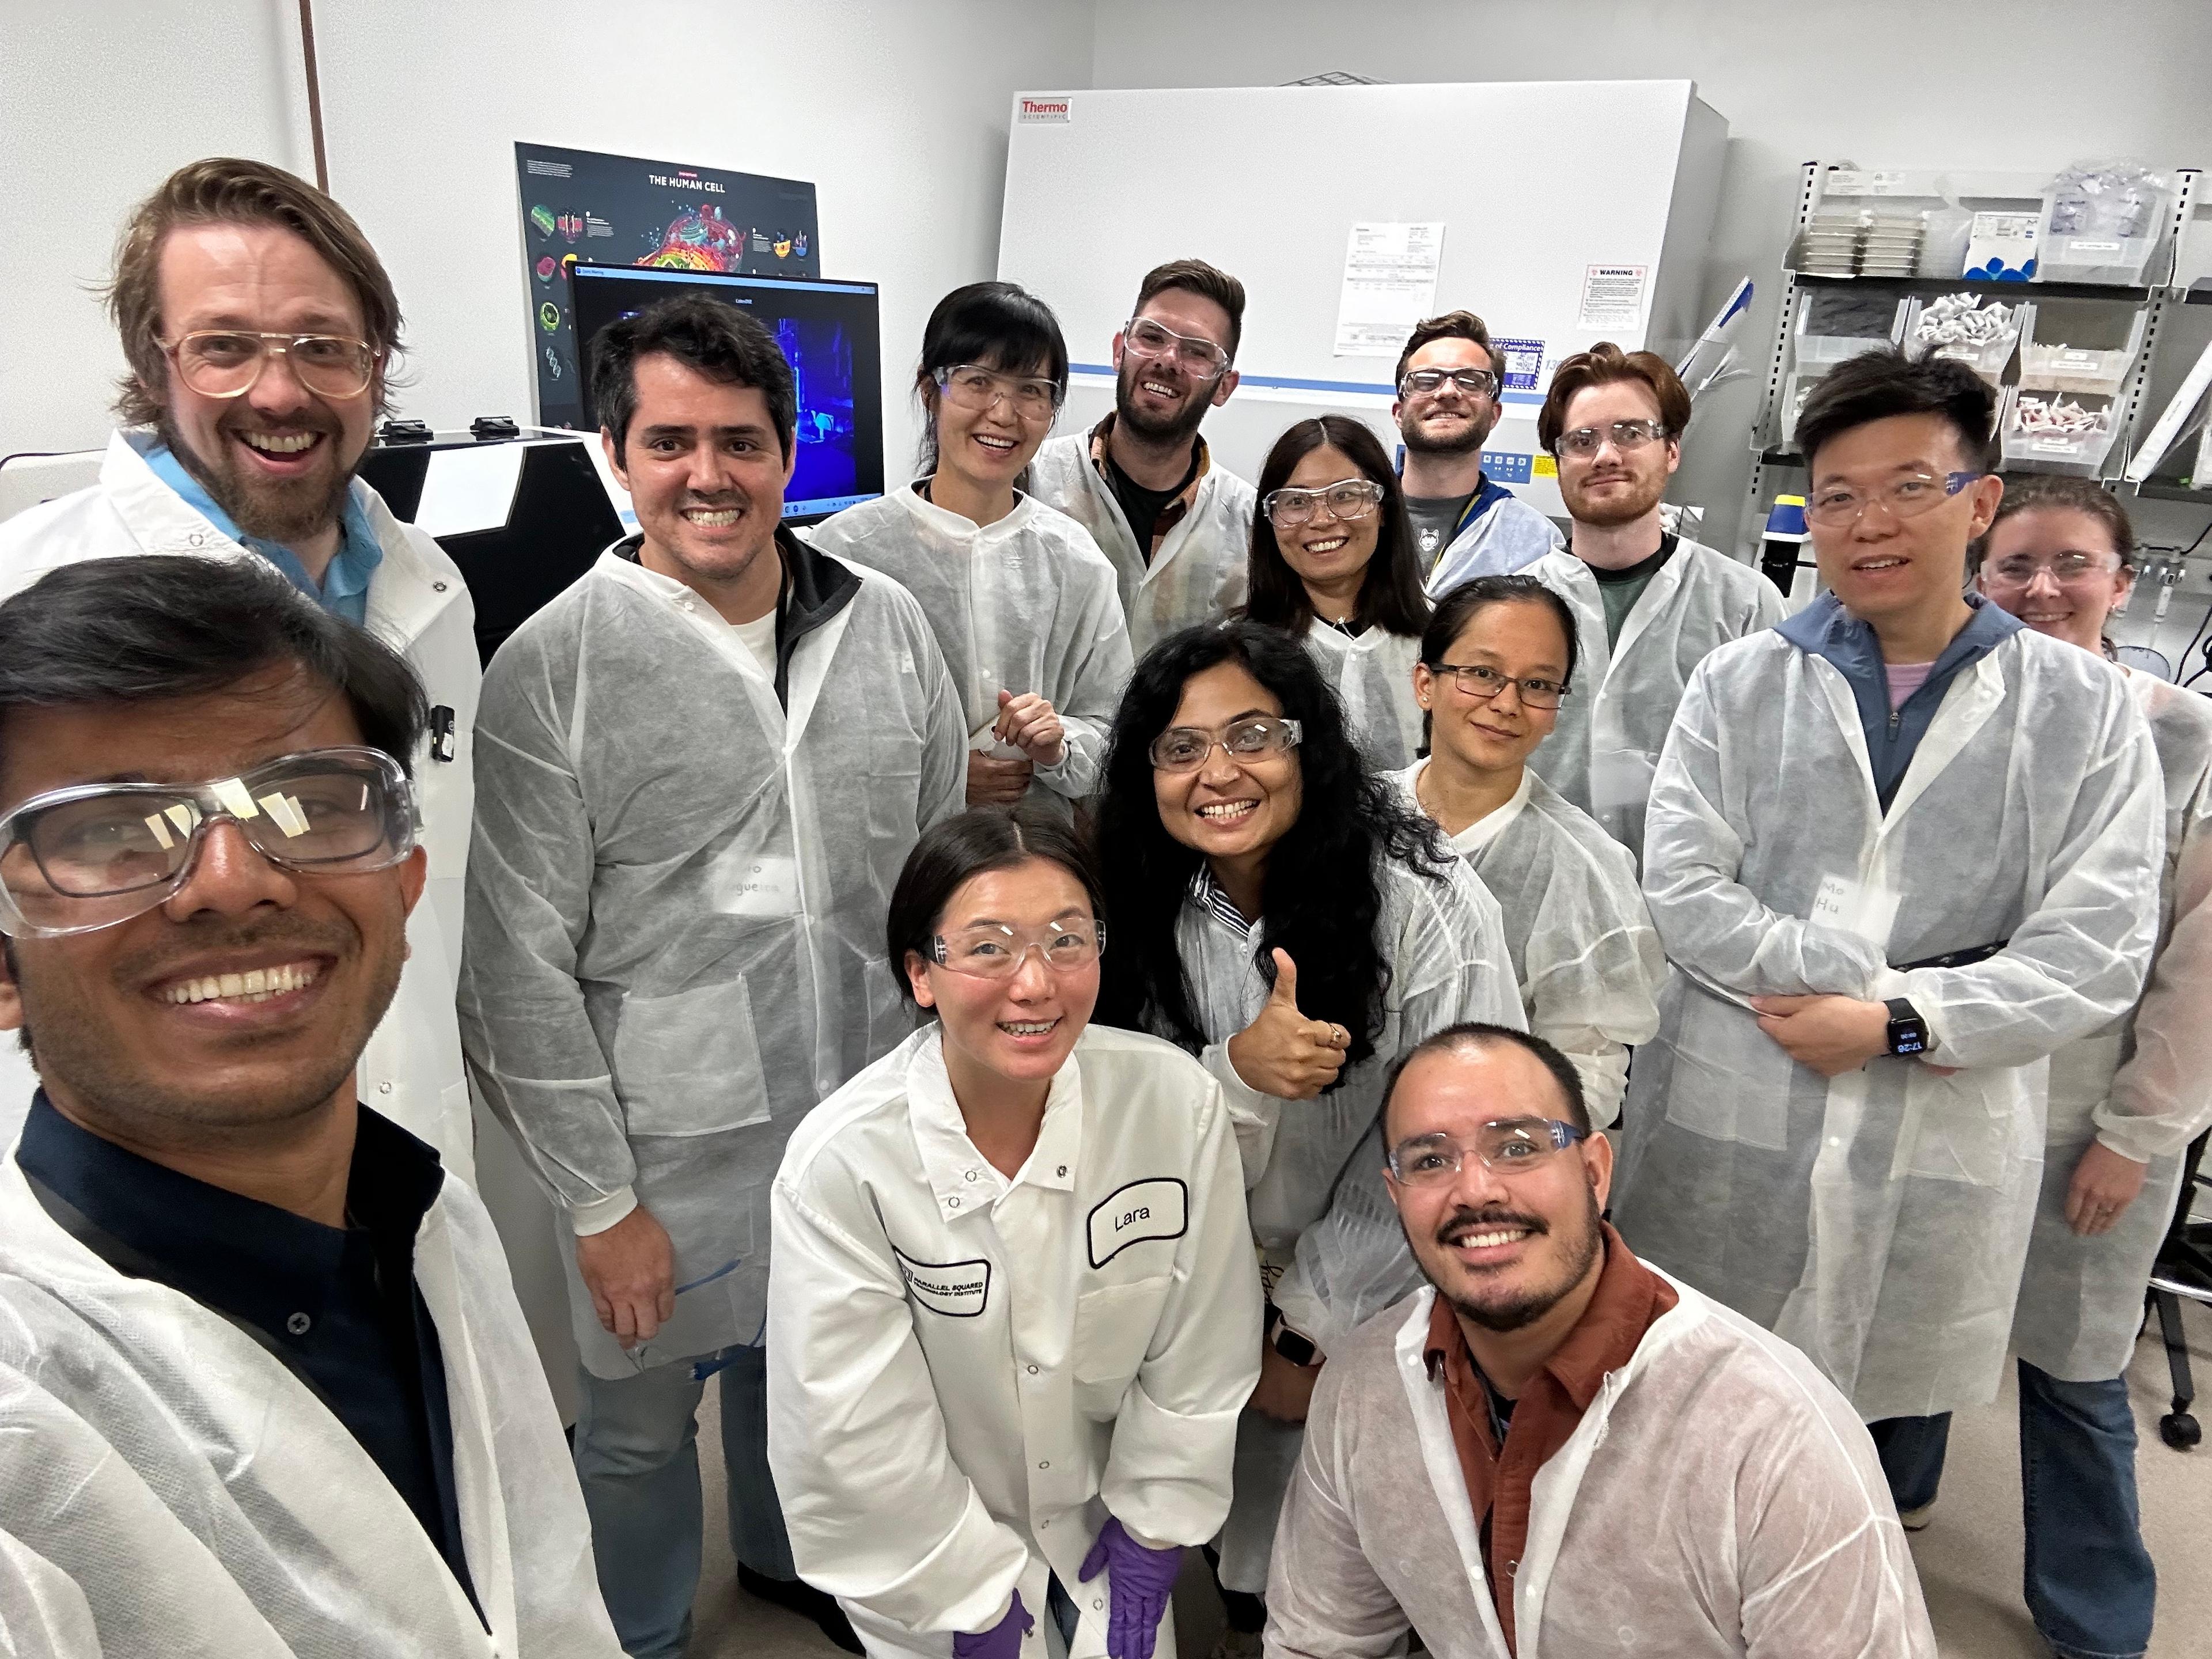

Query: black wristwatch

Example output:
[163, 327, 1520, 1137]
[1884, 997, 1930, 1056]
[1264, 1303, 1324, 1368]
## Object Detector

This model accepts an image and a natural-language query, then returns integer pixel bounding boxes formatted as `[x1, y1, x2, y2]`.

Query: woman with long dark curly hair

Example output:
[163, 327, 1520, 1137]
[1243, 414, 1431, 771]
[1092, 616, 1521, 1637]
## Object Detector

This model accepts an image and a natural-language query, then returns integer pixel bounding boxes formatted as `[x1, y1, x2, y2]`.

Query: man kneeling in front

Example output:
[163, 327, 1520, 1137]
[0, 556, 619, 1656]
[1264, 1024, 1934, 1657]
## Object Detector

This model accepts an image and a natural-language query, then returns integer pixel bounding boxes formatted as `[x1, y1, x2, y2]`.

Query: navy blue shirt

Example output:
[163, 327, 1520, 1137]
[1776, 590, 2022, 812]
[16, 1093, 480, 1615]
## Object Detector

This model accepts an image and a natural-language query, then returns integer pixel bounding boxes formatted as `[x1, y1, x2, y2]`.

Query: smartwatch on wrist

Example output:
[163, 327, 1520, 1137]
[1263, 1303, 1324, 1368]
[1884, 997, 1930, 1056]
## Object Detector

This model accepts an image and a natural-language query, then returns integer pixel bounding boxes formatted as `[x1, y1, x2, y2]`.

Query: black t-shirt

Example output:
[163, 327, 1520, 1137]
[1104, 443, 1200, 566]
[1406, 490, 1479, 569]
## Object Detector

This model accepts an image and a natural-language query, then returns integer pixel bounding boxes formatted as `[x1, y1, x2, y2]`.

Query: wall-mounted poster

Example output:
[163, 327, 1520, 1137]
[517, 142, 821, 430]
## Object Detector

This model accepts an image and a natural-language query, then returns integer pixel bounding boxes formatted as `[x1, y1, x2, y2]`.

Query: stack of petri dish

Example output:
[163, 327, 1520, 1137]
[1858, 212, 1925, 276]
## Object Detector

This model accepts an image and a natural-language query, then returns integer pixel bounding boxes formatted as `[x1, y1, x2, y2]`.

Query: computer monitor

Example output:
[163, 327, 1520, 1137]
[570, 264, 883, 522]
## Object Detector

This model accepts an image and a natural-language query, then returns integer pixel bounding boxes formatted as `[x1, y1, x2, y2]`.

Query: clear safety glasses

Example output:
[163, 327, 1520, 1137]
[929, 919, 1106, 980]
[933, 363, 1063, 422]
[1426, 661, 1571, 709]
[1399, 367, 1499, 400]
[0, 747, 419, 938]
[1980, 550, 2123, 588]
[1121, 316, 1232, 379]
[1554, 419, 1671, 460]
[1147, 715, 1302, 774]
[158, 330, 379, 400]
[1262, 480, 1384, 529]
[1387, 1118, 1591, 1187]
[1806, 471, 1983, 529]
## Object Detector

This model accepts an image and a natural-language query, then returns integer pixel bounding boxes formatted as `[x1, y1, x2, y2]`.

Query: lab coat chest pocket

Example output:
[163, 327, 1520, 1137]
[866, 724, 926, 840]
[611, 979, 773, 1139]
[1073, 1276, 1172, 1419]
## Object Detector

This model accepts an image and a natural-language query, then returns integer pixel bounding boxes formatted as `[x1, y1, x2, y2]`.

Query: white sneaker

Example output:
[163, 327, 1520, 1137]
[1897, 1498, 1937, 1532]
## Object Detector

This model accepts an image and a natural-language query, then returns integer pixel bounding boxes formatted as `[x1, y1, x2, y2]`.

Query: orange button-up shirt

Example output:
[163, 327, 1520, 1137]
[1423, 1223, 1677, 1654]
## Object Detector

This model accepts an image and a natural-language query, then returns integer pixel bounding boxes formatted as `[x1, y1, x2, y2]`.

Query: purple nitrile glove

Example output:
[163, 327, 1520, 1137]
[953, 1589, 1033, 1659]
[1078, 1517, 1184, 1659]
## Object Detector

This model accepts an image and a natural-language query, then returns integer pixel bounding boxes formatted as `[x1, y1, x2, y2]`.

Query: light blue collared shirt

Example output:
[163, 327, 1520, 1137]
[142, 443, 384, 624]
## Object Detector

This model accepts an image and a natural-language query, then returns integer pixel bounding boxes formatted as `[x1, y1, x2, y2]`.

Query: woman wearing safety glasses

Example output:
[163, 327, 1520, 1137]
[812, 283, 1132, 815]
[1963, 476, 2212, 1657]
[767, 806, 1262, 1659]
[1090, 618, 1521, 1643]
[1392, 575, 1664, 1128]
[1243, 415, 1431, 772]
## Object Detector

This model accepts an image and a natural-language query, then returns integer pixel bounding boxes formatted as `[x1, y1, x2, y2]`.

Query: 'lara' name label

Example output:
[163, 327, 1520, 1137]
[1087, 1179, 1188, 1269]
[893, 1248, 990, 1317]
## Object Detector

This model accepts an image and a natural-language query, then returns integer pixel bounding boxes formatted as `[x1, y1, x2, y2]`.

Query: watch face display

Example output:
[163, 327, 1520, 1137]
[1891, 1028, 1928, 1055]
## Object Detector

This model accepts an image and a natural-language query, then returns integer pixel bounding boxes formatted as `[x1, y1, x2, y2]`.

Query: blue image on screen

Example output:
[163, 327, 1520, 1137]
[777, 316, 858, 509]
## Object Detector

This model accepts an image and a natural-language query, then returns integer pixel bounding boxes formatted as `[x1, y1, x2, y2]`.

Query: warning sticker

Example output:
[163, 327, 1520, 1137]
[1577, 265, 1647, 331]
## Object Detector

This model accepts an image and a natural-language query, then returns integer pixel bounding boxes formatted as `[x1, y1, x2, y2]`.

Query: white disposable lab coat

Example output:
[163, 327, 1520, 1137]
[2014, 670, 2212, 1380]
[1524, 540, 1786, 864]
[1172, 853, 1522, 1592]
[1028, 433, 1254, 656]
[1421, 492, 1562, 597]
[459, 545, 966, 1378]
[1299, 625, 1425, 774]
[1613, 625, 2164, 1421]
[1388, 763, 1663, 1126]
[1263, 1277, 1934, 1658]
[0, 430, 480, 1180]
[809, 486, 1132, 808]
[768, 1023, 1262, 1659]
[0, 1131, 622, 1658]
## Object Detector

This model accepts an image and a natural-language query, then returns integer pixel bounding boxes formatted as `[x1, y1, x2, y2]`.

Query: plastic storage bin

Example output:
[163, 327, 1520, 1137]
[2018, 301, 2148, 396]
[2035, 164, 2174, 285]
[1904, 293, 2028, 387]
[2001, 385, 2122, 477]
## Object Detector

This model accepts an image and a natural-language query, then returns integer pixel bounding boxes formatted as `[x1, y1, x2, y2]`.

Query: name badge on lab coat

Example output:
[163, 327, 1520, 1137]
[713, 851, 801, 917]
[1812, 873, 1902, 948]
[1087, 1178, 1188, 1268]
[893, 1248, 991, 1317]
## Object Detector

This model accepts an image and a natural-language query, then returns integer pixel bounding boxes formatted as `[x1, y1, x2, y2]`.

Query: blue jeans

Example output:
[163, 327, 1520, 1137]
[2018, 1359, 2156, 1659]
[1866, 1412, 1951, 1512]
[573, 1344, 797, 1659]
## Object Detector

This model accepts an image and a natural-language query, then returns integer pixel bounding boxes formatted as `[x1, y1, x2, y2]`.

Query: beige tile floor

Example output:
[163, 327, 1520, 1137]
[687, 1295, 2212, 1657]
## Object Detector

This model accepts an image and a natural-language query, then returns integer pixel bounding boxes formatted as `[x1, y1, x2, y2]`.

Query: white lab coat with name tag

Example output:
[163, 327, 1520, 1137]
[1614, 626, 2163, 1421]
[768, 1023, 1262, 1659]
[0, 430, 481, 1180]
[0, 1128, 622, 1658]
[1522, 540, 1785, 866]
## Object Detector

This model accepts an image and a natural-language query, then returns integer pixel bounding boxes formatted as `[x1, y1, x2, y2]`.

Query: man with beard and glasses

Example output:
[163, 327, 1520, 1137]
[1263, 1024, 1934, 1659]
[1521, 344, 1783, 865]
[1028, 258, 1257, 654]
[0, 556, 620, 1657]
[460, 293, 964, 1659]
[1391, 312, 1562, 594]
[0, 158, 479, 1182]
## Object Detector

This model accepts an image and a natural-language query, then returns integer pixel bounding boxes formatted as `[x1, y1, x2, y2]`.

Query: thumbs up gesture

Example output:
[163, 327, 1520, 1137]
[1226, 949, 1352, 1100]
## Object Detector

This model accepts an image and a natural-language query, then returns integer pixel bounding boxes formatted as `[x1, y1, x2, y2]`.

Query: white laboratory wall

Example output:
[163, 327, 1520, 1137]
[1084, 0, 2212, 550]
[0, 0, 316, 456]
[312, 0, 1097, 483]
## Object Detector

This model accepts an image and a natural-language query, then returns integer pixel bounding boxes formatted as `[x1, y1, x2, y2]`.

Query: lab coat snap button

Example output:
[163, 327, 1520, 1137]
[1056, 1165, 1067, 1176]
[378, 1081, 393, 1093]
[1037, 1460, 1049, 1469]
[965, 1169, 979, 1181]
[433, 581, 448, 592]
[286, 1312, 312, 1335]
[948, 1197, 961, 1209]
[1027, 1364, 1040, 1375]
[1093, 1600, 1104, 1611]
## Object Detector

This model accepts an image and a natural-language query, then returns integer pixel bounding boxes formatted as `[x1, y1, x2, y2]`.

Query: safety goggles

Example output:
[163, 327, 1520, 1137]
[933, 363, 1063, 421]
[1399, 367, 1499, 400]
[1147, 715, 1302, 773]
[1262, 479, 1384, 529]
[1387, 1118, 1590, 1186]
[0, 747, 419, 939]
[1554, 419, 1670, 459]
[1979, 550, 2123, 588]
[1122, 316, 1232, 379]
[158, 330, 379, 400]
[929, 919, 1105, 979]
[1806, 471, 1983, 529]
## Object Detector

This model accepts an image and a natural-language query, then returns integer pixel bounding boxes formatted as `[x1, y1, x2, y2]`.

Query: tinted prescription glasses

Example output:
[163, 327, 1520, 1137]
[0, 747, 419, 938]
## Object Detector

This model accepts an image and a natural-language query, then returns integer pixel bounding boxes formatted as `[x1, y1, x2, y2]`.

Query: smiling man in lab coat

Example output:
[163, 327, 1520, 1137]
[0, 556, 616, 1657]
[0, 157, 479, 1181]
[1266, 1025, 1933, 1659]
